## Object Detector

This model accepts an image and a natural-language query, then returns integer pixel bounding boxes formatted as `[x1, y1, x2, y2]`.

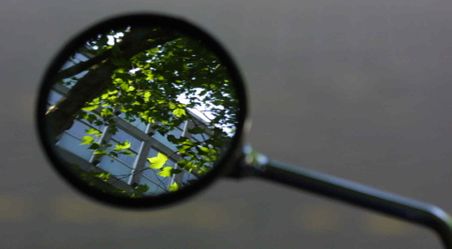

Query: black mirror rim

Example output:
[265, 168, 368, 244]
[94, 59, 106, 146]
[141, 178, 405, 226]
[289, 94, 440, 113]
[36, 12, 249, 209]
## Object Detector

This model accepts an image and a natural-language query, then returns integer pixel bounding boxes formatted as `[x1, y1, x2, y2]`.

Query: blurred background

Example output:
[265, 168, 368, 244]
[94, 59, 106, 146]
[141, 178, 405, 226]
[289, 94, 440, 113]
[1, 0, 451, 248]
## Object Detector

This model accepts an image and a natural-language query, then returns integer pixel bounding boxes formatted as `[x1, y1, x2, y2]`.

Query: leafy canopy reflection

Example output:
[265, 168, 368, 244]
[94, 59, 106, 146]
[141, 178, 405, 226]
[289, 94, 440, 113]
[46, 25, 239, 196]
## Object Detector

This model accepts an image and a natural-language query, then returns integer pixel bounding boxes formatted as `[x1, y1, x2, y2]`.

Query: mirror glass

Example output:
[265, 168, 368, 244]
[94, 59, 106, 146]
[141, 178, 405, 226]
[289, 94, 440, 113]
[39, 17, 242, 200]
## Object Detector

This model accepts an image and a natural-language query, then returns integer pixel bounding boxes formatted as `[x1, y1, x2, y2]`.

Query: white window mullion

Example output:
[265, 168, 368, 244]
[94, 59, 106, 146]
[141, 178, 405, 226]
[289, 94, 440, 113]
[128, 139, 152, 185]
[88, 125, 110, 164]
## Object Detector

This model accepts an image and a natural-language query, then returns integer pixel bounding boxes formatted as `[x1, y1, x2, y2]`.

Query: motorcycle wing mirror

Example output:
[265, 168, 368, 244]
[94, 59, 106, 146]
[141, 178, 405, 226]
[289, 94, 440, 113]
[36, 14, 452, 248]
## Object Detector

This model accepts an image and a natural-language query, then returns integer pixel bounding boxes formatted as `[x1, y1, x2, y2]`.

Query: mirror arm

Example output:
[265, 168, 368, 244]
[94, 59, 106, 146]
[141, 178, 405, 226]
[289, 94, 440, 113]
[232, 146, 452, 249]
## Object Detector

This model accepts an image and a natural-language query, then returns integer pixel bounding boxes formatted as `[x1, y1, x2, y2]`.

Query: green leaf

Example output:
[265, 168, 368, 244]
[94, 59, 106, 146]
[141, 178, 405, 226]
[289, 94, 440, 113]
[81, 105, 98, 112]
[110, 89, 119, 94]
[94, 120, 104, 126]
[88, 142, 100, 150]
[198, 146, 210, 153]
[119, 149, 134, 156]
[107, 95, 118, 102]
[82, 113, 97, 123]
[115, 68, 126, 74]
[167, 134, 178, 143]
[127, 85, 136, 92]
[134, 184, 149, 193]
[158, 166, 173, 177]
[145, 71, 154, 81]
[147, 117, 155, 124]
[113, 77, 125, 86]
[100, 108, 113, 118]
[172, 108, 186, 118]
[120, 82, 129, 91]
[114, 141, 131, 151]
[95, 172, 110, 182]
[86, 128, 102, 137]
[188, 127, 204, 134]
[100, 93, 110, 100]
[93, 149, 107, 156]
[147, 152, 168, 169]
[168, 182, 179, 192]
[143, 91, 151, 102]
[80, 136, 94, 145]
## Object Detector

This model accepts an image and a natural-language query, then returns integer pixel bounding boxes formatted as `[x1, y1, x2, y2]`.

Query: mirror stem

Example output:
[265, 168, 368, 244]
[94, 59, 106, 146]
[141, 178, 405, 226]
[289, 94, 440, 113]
[235, 146, 452, 248]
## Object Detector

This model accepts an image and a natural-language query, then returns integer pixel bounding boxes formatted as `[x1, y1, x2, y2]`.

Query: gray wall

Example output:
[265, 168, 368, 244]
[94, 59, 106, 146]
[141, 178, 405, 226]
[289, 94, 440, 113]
[1, 0, 451, 248]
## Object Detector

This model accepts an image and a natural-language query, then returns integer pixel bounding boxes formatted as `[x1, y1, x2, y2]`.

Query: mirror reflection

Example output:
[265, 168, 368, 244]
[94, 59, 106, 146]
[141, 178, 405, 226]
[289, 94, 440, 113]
[43, 23, 240, 198]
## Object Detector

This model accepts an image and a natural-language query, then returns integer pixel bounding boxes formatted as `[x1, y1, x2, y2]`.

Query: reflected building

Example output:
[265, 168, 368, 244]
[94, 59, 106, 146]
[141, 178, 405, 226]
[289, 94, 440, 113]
[47, 52, 213, 196]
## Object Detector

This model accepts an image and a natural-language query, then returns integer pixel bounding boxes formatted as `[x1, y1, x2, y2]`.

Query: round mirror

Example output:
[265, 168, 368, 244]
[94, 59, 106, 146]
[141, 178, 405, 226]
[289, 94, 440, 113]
[36, 14, 247, 207]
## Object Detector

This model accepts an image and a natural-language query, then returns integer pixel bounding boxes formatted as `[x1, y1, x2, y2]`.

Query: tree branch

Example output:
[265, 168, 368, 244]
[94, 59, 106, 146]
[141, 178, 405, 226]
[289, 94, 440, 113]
[46, 28, 179, 141]
[54, 50, 111, 81]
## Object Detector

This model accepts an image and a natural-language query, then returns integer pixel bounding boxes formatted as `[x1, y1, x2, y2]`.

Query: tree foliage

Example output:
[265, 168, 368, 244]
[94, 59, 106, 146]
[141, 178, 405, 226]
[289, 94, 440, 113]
[46, 25, 239, 196]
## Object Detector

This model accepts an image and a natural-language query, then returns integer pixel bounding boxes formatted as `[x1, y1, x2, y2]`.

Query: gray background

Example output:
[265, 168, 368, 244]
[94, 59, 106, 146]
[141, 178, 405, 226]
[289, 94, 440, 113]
[1, 0, 451, 248]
